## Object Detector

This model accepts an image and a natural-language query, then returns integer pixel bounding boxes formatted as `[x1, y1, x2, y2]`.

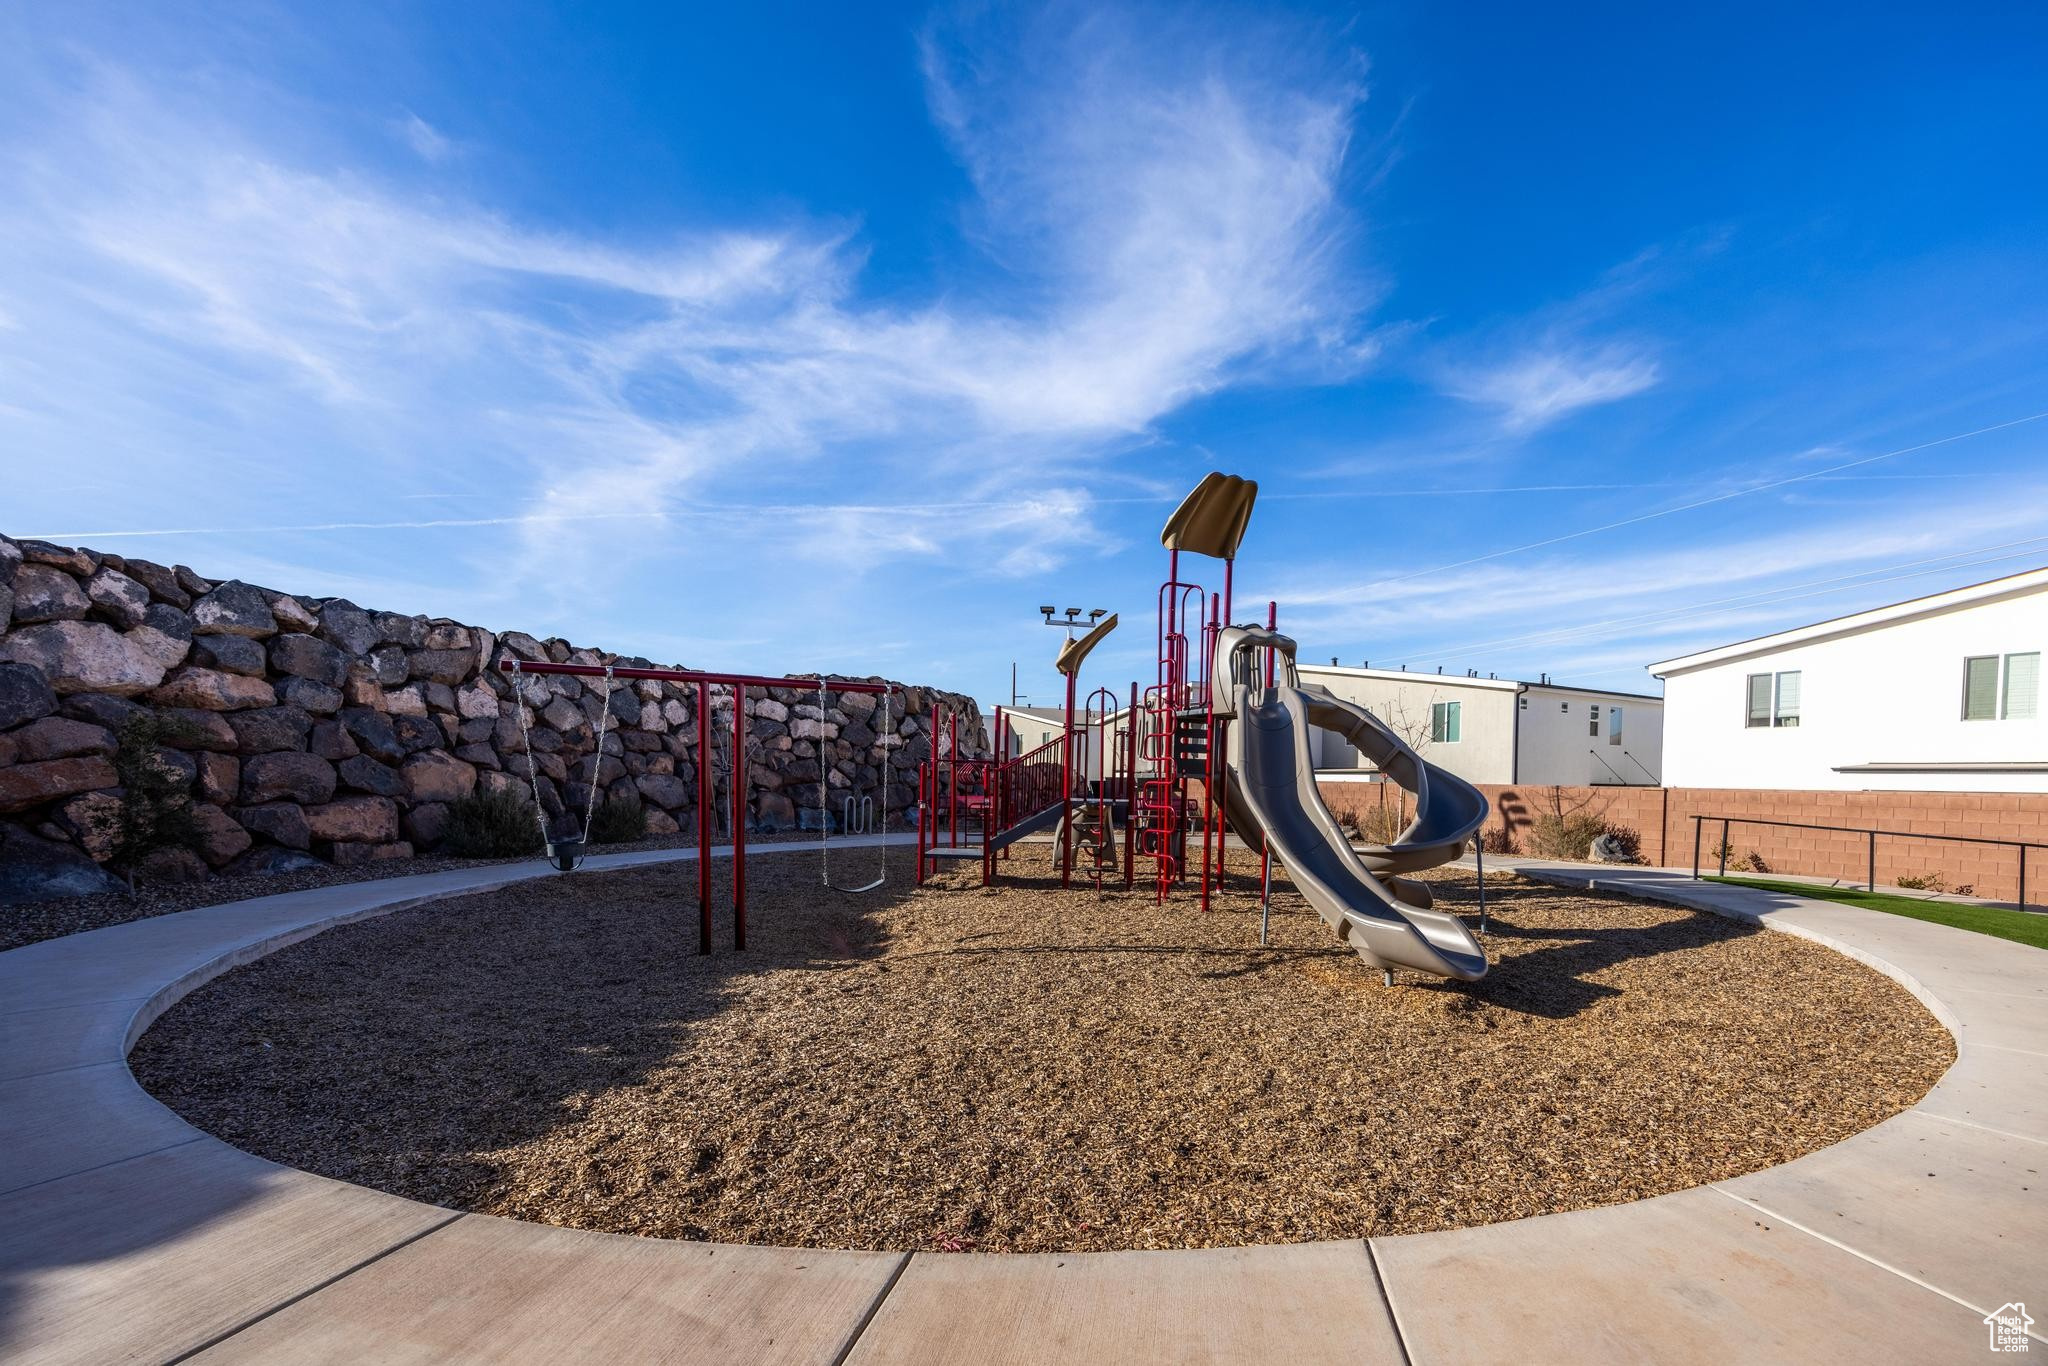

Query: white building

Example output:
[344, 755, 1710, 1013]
[999, 705, 1116, 779]
[1294, 665, 1665, 788]
[1650, 566, 2046, 792]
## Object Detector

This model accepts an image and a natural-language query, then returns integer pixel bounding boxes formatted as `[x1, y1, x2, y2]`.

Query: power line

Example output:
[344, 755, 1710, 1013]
[1405, 533, 2048, 661]
[1345, 408, 2048, 593]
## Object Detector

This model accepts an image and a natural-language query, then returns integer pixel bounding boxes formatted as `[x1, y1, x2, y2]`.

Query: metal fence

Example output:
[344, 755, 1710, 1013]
[1690, 814, 2045, 910]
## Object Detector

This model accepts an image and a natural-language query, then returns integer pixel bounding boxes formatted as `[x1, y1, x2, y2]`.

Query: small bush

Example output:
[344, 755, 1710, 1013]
[1743, 849, 1771, 873]
[1353, 799, 1412, 847]
[1955, 883, 1975, 897]
[1528, 809, 1607, 860]
[589, 791, 648, 844]
[1896, 872, 1949, 892]
[443, 789, 545, 859]
[1480, 823, 1519, 856]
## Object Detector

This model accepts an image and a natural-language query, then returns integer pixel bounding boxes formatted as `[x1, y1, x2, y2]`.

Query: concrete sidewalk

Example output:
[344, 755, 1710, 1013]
[2, 842, 2042, 1363]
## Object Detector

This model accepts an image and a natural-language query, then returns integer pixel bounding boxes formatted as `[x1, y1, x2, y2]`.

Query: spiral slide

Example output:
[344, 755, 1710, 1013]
[1211, 626, 1490, 982]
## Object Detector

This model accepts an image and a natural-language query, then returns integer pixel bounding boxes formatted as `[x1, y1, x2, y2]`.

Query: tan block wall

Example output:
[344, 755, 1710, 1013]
[1315, 778, 2048, 904]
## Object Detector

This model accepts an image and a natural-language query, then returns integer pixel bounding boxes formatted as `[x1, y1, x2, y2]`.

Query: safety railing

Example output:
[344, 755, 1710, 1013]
[1689, 814, 2046, 910]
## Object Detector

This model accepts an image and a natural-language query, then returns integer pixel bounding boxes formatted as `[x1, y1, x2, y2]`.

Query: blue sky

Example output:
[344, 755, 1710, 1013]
[3, 2, 2045, 710]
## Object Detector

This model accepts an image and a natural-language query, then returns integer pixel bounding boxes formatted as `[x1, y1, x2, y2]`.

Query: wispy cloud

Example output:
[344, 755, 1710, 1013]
[396, 110, 453, 163]
[1442, 343, 1660, 430]
[1266, 471, 2048, 684]
[0, 12, 1375, 609]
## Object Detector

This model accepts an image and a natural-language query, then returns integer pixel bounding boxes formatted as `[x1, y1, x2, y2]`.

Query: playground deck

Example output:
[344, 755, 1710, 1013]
[1, 841, 2042, 1363]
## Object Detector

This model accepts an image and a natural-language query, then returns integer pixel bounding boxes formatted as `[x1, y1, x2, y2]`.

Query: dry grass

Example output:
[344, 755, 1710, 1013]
[132, 844, 1953, 1253]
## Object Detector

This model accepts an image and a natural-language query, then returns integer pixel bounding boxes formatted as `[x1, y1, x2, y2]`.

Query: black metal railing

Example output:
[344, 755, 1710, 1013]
[1690, 814, 2046, 910]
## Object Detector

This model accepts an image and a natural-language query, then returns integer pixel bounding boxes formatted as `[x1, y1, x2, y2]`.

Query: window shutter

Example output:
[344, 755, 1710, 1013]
[2005, 653, 2040, 720]
[1964, 656, 1999, 720]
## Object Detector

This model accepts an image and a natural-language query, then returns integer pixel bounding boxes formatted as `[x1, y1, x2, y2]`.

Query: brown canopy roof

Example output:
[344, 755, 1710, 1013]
[1160, 472, 1258, 560]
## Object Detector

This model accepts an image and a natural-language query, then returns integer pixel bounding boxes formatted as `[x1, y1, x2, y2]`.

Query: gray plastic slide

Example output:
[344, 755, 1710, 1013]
[1211, 626, 1489, 982]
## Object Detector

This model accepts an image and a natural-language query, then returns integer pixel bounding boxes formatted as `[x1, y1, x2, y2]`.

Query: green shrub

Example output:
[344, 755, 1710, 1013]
[589, 791, 647, 844]
[443, 789, 545, 858]
[96, 715, 205, 892]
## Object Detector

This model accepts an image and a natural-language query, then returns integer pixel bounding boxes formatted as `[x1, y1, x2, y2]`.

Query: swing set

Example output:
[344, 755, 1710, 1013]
[497, 658, 896, 954]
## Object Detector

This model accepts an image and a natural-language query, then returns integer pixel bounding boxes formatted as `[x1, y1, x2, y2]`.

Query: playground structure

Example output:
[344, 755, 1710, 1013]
[497, 659, 893, 954]
[918, 472, 1494, 982]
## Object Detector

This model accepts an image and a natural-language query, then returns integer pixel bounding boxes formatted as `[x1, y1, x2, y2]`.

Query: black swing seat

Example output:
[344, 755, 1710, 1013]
[546, 839, 585, 872]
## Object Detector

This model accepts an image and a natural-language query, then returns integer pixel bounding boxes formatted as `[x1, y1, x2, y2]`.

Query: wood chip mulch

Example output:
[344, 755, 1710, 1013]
[131, 845, 1954, 1253]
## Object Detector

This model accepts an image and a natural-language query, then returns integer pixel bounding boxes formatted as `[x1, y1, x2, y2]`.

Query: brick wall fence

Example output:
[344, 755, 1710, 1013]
[1316, 778, 2048, 905]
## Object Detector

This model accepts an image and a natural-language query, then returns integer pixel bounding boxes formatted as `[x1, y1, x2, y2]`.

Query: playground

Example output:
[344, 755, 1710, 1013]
[133, 843, 1949, 1254]
[5, 471, 2039, 1361]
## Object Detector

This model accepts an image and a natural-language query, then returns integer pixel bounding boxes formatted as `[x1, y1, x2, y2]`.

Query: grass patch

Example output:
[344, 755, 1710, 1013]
[1708, 876, 2048, 951]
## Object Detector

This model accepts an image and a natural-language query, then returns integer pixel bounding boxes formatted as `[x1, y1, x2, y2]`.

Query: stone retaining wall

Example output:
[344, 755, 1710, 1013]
[0, 534, 986, 902]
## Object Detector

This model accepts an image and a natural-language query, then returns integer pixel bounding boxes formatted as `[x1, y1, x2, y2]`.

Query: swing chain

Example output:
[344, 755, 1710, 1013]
[509, 659, 552, 847]
[820, 679, 892, 892]
[510, 657, 618, 862]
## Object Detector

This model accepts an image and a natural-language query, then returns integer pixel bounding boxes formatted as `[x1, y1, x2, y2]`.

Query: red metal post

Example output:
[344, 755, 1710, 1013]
[1125, 681, 1138, 888]
[1060, 666, 1077, 889]
[1261, 601, 1275, 896]
[1201, 590, 1218, 913]
[916, 752, 928, 884]
[732, 684, 747, 951]
[1222, 558, 1234, 630]
[948, 709, 959, 852]
[696, 679, 711, 955]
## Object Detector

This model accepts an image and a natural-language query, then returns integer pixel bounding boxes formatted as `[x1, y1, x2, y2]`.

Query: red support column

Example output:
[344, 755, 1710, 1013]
[1060, 666, 1077, 889]
[948, 709, 959, 852]
[916, 755, 928, 885]
[1124, 681, 1138, 888]
[732, 684, 747, 951]
[696, 679, 711, 955]
[1260, 601, 1275, 897]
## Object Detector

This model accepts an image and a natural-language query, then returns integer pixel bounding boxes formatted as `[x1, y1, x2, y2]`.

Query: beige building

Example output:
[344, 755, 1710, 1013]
[1295, 665, 1664, 788]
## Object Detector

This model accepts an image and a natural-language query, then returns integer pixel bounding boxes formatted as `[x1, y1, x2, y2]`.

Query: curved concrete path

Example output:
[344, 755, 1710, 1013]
[1, 844, 2042, 1364]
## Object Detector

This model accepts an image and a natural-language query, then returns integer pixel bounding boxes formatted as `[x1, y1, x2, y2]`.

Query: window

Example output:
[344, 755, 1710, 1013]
[2009, 654, 2040, 720]
[1609, 705, 1624, 745]
[1968, 653, 2040, 720]
[1430, 700, 1462, 743]
[1519, 695, 1528, 711]
[1746, 671, 1802, 728]
[1589, 703, 1601, 738]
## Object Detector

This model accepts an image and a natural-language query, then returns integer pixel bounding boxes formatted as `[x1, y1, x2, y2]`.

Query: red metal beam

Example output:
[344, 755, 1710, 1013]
[499, 659, 888, 694]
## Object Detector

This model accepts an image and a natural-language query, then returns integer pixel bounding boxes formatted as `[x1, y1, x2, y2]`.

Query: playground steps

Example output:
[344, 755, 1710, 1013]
[1172, 706, 1211, 779]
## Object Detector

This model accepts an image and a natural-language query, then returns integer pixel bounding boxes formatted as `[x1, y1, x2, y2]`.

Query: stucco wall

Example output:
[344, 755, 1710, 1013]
[1658, 583, 2046, 791]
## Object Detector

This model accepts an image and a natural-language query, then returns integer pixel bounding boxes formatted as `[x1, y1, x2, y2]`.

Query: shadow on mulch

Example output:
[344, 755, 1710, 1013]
[944, 853, 1767, 1020]
[130, 854, 905, 1215]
